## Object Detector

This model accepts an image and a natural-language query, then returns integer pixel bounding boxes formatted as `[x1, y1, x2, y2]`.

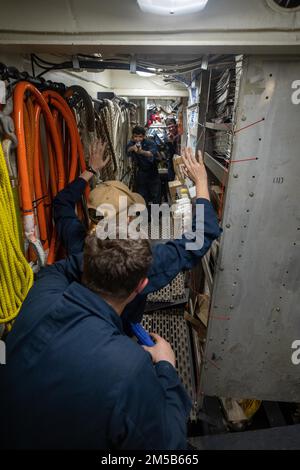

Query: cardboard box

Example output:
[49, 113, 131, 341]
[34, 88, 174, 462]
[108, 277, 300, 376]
[168, 180, 183, 203]
[173, 155, 185, 184]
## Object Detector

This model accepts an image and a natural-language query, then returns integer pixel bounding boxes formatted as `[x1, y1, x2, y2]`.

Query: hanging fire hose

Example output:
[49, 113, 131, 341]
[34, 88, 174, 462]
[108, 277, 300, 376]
[1, 77, 135, 329]
[13, 81, 89, 268]
[0, 140, 33, 329]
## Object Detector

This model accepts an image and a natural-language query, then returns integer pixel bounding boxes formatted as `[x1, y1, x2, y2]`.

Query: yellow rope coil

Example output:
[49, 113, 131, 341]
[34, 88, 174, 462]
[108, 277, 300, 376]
[0, 141, 33, 328]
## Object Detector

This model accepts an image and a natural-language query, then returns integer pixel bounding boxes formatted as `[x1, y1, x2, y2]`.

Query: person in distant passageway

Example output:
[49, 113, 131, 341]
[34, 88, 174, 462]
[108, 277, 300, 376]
[126, 125, 161, 209]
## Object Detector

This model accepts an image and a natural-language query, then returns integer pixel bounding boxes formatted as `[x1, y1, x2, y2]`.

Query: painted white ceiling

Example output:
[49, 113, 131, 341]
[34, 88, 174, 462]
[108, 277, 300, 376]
[0, 0, 298, 32]
[0, 0, 300, 54]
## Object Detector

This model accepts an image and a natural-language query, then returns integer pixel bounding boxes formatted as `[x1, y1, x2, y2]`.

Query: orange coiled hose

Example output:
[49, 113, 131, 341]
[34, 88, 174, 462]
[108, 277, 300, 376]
[14, 81, 89, 266]
[14, 82, 64, 225]
[23, 100, 35, 200]
[42, 90, 90, 264]
[33, 104, 50, 253]
[42, 90, 89, 193]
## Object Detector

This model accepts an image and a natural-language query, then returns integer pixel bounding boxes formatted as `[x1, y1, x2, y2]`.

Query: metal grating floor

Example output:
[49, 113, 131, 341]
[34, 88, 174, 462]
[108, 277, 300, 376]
[147, 272, 186, 303]
[147, 215, 186, 303]
[148, 216, 174, 240]
[142, 308, 198, 421]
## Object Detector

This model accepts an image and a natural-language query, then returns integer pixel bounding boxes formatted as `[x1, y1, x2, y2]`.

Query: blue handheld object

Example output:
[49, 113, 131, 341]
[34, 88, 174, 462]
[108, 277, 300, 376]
[131, 323, 155, 347]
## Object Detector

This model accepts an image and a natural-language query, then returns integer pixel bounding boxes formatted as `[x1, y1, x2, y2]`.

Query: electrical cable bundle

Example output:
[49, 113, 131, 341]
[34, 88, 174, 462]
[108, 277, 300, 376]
[213, 68, 236, 122]
[207, 66, 241, 165]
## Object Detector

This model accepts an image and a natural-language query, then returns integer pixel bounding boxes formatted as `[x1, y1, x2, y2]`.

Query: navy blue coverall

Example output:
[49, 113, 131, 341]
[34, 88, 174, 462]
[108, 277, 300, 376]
[126, 139, 161, 205]
[0, 177, 221, 450]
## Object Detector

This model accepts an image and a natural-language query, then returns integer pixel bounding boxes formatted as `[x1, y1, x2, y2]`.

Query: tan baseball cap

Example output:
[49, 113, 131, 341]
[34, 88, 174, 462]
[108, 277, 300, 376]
[87, 180, 146, 217]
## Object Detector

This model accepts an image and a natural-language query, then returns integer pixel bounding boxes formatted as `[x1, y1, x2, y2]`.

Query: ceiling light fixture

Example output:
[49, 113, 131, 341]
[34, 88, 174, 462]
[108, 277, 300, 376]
[136, 70, 156, 77]
[137, 0, 208, 16]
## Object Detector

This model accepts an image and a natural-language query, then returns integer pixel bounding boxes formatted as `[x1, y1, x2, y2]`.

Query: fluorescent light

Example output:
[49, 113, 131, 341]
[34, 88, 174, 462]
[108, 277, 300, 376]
[137, 0, 208, 16]
[137, 71, 156, 77]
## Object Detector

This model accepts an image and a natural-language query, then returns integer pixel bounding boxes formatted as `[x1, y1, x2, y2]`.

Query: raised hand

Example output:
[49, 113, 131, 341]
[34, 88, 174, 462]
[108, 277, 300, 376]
[182, 148, 207, 185]
[181, 148, 210, 200]
[89, 138, 109, 172]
